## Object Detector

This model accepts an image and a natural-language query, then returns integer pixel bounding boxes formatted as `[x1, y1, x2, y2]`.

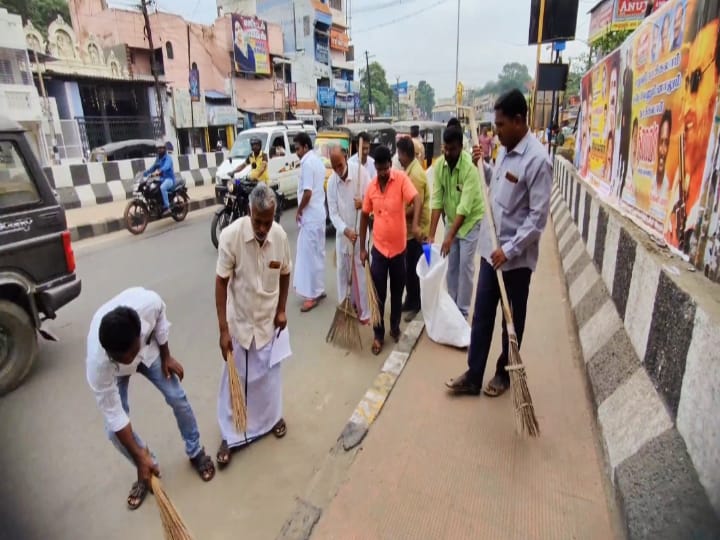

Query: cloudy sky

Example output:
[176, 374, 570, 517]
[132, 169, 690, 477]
[114, 0, 593, 98]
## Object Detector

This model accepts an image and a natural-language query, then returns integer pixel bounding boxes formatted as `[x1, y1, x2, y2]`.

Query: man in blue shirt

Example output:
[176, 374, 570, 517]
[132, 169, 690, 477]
[144, 141, 175, 213]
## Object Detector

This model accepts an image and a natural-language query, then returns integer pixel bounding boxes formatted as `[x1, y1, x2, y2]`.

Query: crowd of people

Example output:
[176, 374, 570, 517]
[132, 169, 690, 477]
[84, 88, 552, 510]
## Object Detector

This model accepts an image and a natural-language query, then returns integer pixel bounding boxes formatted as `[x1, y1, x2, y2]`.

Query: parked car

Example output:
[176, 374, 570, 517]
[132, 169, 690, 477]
[214, 121, 317, 202]
[90, 139, 158, 162]
[0, 116, 81, 395]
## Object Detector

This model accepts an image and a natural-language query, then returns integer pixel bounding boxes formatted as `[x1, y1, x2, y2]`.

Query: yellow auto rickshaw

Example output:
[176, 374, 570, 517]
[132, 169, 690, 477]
[392, 120, 445, 170]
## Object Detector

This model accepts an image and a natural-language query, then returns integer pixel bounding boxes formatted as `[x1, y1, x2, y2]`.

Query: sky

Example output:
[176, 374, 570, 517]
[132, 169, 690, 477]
[113, 0, 594, 98]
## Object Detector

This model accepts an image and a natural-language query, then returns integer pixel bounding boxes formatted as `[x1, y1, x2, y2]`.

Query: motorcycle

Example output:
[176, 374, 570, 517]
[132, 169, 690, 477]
[210, 178, 286, 248]
[124, 172, 189, 235]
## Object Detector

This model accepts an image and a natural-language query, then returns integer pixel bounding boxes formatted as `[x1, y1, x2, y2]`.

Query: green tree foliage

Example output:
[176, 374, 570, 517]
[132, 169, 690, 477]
[415, 80, 435, 117]
[564, 53, 591, 102]
[592, 29, 633, 59]
[0, 0, 71, 36]
[359, 61, 393, 116]
[475, 62, 532, 96]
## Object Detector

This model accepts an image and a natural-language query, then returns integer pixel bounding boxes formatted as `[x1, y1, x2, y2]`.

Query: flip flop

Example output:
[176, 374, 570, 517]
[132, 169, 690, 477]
[371, 339, 384, 355]
[272, 418, 287, 438]
[300, 293, 327, 312]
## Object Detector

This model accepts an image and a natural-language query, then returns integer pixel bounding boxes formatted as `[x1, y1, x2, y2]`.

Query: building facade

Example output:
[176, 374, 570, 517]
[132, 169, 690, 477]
[219, 0, 355, 126]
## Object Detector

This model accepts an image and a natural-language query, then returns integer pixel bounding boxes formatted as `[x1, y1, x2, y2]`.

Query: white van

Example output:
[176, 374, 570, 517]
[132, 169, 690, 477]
[214, 122, 317, 201]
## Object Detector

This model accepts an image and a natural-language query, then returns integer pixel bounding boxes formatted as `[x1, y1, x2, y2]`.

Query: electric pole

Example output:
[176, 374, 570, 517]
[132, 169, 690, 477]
[140, 0, 165, 135]
[365, 50, 373, 119]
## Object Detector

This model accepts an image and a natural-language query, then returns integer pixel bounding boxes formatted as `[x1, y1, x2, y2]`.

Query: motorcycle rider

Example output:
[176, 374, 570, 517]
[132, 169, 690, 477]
[143, 140, 175, 215]
[234, 137, 269, 183]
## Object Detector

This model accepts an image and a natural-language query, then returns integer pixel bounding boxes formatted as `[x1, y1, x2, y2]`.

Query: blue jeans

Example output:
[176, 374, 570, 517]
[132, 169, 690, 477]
[106, 357, 202, 464]
[466, 258, 532, 385]
[159, 177, 174, 209]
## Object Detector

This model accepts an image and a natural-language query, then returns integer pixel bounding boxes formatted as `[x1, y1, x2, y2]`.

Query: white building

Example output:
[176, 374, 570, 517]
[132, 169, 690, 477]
[0, 8, 51, 164]
[218, 0, 355, 125]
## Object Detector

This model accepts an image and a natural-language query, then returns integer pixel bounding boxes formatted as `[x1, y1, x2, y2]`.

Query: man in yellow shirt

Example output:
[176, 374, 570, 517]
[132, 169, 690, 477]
[234, 137, 269, 183]
[397, 137, 430, 321]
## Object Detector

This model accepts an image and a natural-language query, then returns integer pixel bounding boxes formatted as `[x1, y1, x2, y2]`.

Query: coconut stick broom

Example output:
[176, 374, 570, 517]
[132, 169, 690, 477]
[326, 220, 362, 349]
[468, 109, 540, 437]
[149, 475, 194, 540]
[226, 350, 247, 433]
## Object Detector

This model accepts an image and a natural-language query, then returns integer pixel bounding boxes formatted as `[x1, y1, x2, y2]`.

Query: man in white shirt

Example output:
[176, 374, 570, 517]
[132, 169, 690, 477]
[215, 183, 292, 467]
[327, 146, 371, 323]
[348, 131, 377, 180]
[86, 287, 215, 510]
[293, 132, 327, 312]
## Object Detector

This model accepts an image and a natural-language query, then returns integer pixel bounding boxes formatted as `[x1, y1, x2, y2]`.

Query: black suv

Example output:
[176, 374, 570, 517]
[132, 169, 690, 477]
[0, 117, 81, 395]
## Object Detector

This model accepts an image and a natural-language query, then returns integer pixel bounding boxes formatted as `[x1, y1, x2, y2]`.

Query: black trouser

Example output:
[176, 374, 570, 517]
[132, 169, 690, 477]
[370, 246, 406, 341]
[403, 239, 423, 312]
[466, 258, 532, 385]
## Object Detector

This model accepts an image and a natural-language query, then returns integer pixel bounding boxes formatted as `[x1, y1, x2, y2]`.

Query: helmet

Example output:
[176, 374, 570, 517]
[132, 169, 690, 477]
[165, 141, 174, 152]
[250, 137, 262, 145]
[155, 139, 165, 149]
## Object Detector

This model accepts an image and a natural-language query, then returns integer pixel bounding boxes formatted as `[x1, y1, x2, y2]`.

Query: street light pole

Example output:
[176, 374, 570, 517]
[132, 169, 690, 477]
[454, 0, 461, 116]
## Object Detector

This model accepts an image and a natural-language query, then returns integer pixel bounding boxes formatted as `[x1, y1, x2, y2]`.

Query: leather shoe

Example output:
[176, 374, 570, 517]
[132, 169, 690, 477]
[445, 371, 481, 396]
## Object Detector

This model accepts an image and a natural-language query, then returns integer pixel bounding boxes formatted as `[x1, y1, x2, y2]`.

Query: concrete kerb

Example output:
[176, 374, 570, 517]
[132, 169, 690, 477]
[276, 318, 426, 540]
[68, 195, 217, 242]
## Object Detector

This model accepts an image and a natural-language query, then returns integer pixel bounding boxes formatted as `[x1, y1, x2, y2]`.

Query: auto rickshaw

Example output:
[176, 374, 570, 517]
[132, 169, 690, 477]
[314, 129, 352, 235]
[392, 121, 445, 170]
[339, 123, 397, 158]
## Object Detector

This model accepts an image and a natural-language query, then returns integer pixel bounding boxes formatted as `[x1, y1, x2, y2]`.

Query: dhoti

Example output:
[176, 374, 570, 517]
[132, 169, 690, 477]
[218, 336, 287, 447]
[336, 237, 369, 321]
[294, 221, 326, 298]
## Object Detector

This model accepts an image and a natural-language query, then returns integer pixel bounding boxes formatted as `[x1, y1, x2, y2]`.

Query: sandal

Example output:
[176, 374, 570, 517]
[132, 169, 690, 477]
[127, 480, 149, 510]
[300, 293, 326, 312]
[272, 418, 287, 438]
[390, 328, 401, 343]
[216, 440, 231, 469]
[371, 339, 384, 356]
[483, 375, 509, 397]
[190, 449, 215, 481]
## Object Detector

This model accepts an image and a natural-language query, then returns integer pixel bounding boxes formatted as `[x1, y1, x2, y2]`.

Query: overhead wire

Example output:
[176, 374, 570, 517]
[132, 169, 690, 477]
[353, 0, 448, 34]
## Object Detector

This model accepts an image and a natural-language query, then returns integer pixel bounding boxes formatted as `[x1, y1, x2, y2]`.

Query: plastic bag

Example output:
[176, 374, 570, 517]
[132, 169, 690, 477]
[416, 245, 471, 348]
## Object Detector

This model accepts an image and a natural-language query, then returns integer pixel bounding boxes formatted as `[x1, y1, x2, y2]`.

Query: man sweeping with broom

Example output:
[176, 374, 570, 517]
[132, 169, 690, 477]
[215, 182, 292, 467]
[327, 146, 371, 327]
[86, 288, 215, 510]
[445, 89, 552, 399]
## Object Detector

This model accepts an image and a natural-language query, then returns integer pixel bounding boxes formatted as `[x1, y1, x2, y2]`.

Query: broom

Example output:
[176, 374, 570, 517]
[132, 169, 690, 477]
[226, 350, 247, 433]
[468, 109, 540, 437]
[149, 475, 194, 540]
[326, 224, 362, 349]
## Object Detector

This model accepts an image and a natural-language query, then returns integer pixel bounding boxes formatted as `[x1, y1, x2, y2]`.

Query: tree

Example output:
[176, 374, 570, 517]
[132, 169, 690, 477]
[564, 53, 591, 103]
[592, 30, 633, 60]
[415, 80, 435, 118]
[359, 61, 393, 117]
[0, 0, 70, 36]
[495, 62, 532, 95]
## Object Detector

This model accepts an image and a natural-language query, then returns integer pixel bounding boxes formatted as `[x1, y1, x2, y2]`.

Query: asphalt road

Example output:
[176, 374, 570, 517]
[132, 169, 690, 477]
[0, 206, 388, 540]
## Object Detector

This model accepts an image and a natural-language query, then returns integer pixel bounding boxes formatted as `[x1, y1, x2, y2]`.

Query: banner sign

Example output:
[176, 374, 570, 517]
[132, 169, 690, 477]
[612, 0, 671, 31]
[391, 81, 409, 96]
[232, 15, 270, 75]
[575, 0, 720, 264]
[287, 82, 297, 106]
[189, 66, 200, 102]
[589, 0, 614, 42]
[318, 86, 336, 108]
[330, 28, 349, 51]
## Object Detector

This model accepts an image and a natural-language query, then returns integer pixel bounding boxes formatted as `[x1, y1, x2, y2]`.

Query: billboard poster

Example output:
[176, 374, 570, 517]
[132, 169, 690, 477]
[585, 49, 621, 197]
[232, 15, 270, 75]
[575, 0, 720, 256]
[589, 0, 614, 42]
[189, 64, 200, 102]
[612, 0, 671, 31]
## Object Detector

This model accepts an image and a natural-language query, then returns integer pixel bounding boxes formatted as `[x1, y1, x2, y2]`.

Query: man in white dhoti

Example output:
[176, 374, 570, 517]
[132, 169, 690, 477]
[215, 183, 292, 467]
[293, 131, 327, 312]
[327, 147, 371, 323]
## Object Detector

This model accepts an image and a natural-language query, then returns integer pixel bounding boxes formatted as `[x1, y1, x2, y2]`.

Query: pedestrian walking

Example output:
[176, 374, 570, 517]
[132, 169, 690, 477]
[359, 146, 422, 355]
[293, 132, 327, 312]
[396, 137, 430, 322]
[215, 183, 292, 467]
[446, 89, 552, 397]
[427, 125, 485, 318]
[85, 287, 215, 510]
[326, 146, 371, 324]
[348, 132, 377, 180]
[479, 126, 493, 164]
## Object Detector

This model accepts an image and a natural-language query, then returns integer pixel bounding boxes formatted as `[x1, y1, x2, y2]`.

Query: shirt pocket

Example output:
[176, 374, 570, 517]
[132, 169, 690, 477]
[262, 266, 281, 293]
[494, 174, 523, 213]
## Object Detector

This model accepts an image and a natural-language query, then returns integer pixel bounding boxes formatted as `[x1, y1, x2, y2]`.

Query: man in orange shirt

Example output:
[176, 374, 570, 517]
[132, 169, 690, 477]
[360, 146, 422, 355]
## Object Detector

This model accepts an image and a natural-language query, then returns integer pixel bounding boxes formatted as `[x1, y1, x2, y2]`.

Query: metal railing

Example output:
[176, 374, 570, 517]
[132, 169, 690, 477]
[75, 115, 163, 153]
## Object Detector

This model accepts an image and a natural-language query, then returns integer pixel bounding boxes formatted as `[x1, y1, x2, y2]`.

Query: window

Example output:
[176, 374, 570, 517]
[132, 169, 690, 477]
[0, 48, 32, 86]
[330, 0, 342, 9]
[0, 141, 40, 211]
[166, 41, 174, 60]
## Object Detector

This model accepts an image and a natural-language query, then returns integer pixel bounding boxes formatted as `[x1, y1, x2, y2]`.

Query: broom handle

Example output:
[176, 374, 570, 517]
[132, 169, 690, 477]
[468, 110, 515, 326]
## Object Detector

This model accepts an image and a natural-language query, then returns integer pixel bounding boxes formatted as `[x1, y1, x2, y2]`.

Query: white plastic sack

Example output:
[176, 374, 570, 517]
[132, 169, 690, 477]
[417, 245, 471, 348]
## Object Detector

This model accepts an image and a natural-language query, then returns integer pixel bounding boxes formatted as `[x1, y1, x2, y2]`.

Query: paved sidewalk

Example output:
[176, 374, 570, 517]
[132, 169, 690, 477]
[312, 226, 621, 540]
[64, 183, 217, 241]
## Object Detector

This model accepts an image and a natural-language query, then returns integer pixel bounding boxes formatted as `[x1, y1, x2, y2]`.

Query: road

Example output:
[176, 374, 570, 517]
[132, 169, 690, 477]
[0, 207, 387, 540]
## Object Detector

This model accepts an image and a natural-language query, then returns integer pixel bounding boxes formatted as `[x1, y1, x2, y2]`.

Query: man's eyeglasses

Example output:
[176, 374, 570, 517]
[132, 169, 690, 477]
[685, 59, 715, 94]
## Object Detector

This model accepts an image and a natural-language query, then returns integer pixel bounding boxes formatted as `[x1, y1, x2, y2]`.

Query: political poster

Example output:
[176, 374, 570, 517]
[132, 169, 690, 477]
[575, 0, 720, 257]
[612, 0, 671, 31]
[232, 15, 270, 75]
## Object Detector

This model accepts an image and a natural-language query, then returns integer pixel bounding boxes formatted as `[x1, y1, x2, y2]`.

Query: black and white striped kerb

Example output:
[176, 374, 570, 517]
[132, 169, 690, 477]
[551, 157, 720, 540]
[43, 151, 225, 210]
